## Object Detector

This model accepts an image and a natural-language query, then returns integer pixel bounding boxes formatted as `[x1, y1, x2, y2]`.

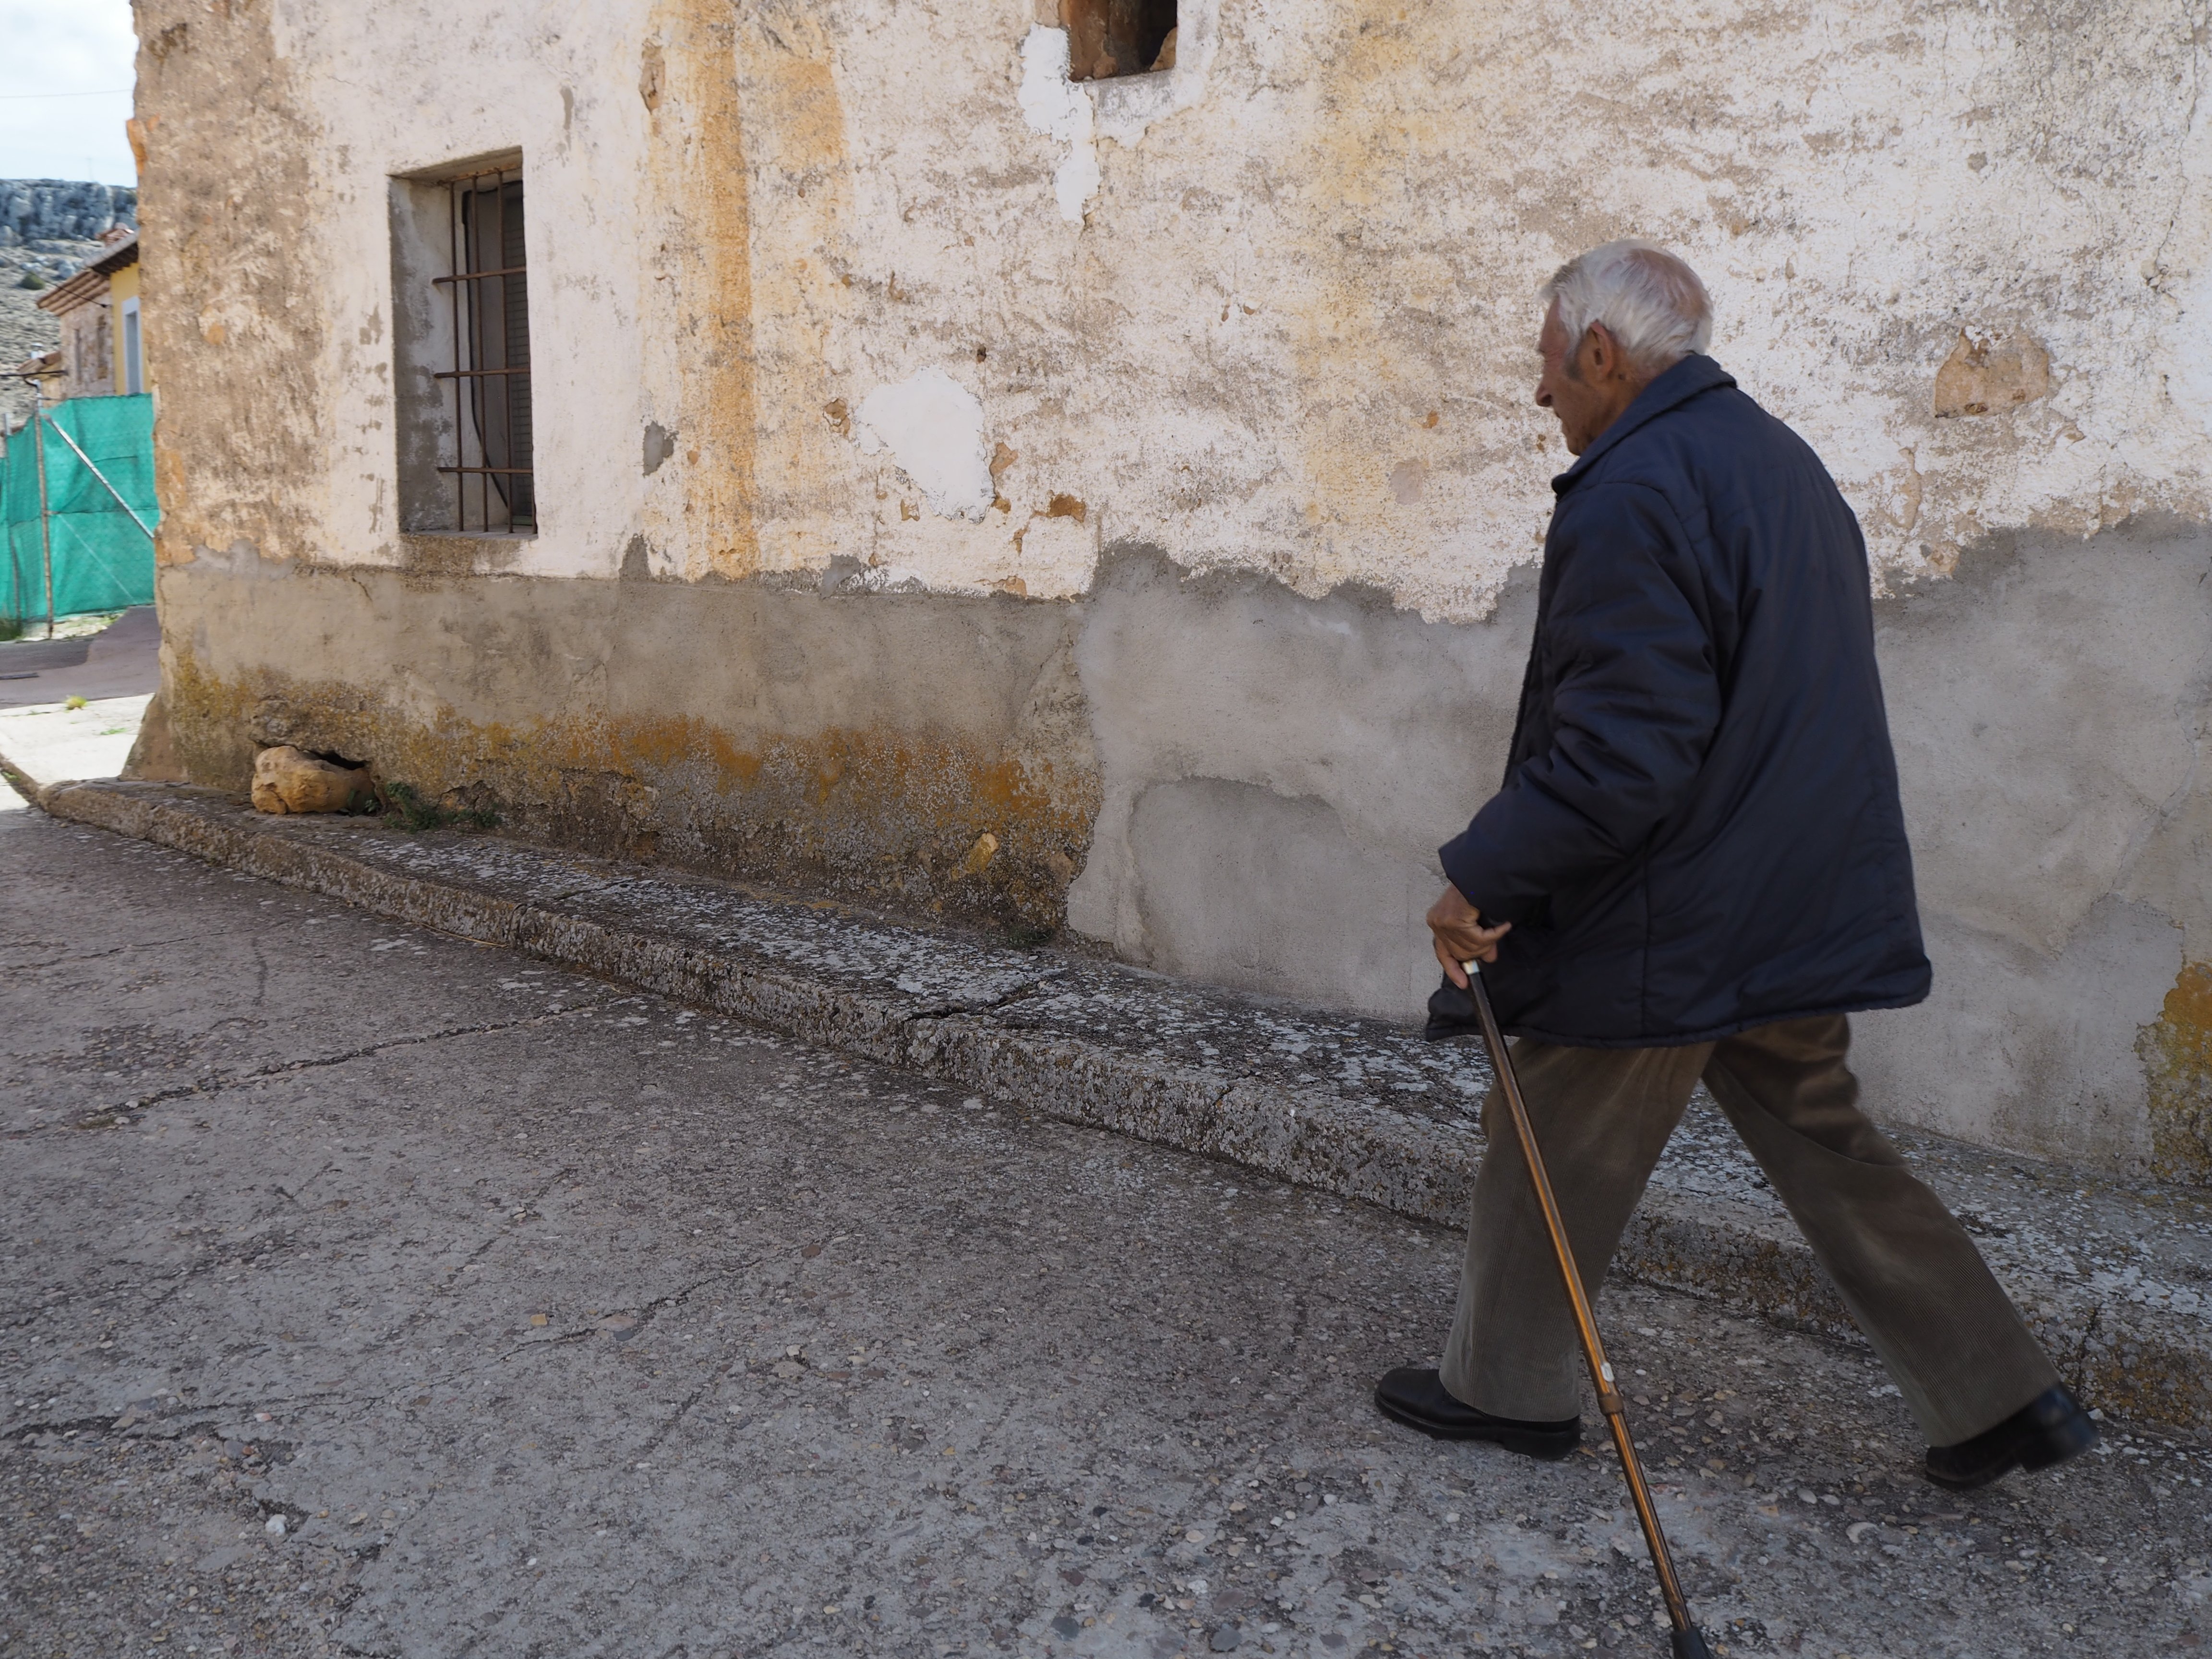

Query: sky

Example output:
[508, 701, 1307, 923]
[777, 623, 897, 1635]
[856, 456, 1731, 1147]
[0, 0, 139, 187]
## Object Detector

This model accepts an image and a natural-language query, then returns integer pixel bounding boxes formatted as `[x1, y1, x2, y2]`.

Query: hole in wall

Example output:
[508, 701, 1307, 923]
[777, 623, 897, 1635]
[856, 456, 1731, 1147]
[1062, 0, 1177, 81]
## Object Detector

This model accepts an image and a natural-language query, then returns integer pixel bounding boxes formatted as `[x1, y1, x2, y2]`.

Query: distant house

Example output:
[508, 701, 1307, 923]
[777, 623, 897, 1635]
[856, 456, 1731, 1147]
[11, 349, 64, 405]
[33, 228, 144, 401]
[1, 220, 160, 628]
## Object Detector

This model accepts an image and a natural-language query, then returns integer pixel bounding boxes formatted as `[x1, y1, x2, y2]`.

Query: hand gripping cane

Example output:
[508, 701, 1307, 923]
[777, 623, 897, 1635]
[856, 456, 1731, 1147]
[1446, 962, 1714, 1659]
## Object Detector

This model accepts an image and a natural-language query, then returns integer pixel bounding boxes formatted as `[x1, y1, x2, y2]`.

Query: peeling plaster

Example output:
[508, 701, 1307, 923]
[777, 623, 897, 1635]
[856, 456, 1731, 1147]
[854, 368, 994, 522]
[168, 0, 2212, 617]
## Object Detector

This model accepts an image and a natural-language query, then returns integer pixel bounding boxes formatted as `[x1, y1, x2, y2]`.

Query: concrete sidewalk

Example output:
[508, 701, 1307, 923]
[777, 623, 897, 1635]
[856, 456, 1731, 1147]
[0, 694, 152, 794]
[0, 609, 160, 800]
[20, 776, 2212, 1433]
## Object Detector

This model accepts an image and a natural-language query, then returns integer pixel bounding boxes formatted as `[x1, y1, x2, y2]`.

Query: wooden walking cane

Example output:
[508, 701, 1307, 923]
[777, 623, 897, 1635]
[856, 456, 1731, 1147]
[1460, 961, 1714, 1659]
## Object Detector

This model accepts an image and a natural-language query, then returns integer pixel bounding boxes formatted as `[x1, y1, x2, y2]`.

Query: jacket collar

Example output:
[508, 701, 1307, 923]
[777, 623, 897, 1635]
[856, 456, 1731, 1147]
[1551, 353, 1736, 496]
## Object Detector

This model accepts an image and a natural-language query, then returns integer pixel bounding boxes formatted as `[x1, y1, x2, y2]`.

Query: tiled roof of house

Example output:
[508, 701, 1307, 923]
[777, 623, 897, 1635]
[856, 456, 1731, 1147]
[34, 230, 138, 318]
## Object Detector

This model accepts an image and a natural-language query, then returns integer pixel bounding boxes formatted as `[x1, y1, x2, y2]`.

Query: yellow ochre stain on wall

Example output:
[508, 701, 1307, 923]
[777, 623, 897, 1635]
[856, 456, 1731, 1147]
[1280, 2, 1472, 560]
[2143, 960, 2212, 1182]
[646, 0, 761, 579]
[735, 1, 863, 550]
[159, 654, 1098, 934]
[136, 0, 328, 567]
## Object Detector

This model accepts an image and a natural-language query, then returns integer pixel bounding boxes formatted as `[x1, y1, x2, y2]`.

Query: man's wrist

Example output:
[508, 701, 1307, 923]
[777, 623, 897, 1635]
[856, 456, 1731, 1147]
[1437, 835, 1494, 917]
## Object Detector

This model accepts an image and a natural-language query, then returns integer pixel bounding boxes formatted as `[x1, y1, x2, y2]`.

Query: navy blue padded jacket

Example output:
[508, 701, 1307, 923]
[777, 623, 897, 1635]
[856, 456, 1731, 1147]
[1439, 353, 1932, 1046]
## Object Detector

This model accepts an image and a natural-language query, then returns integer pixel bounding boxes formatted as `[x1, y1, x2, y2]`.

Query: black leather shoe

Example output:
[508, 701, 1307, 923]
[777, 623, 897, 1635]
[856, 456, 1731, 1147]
[1925, 1385, 2097, 1490]
[1422, 974, 1482, 1042]
[1373, 1366, 1580, 1459]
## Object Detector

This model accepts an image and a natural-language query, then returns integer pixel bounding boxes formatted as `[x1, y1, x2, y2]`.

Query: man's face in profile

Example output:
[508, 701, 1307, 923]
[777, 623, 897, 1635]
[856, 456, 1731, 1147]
[1534, 302, 1636, 457]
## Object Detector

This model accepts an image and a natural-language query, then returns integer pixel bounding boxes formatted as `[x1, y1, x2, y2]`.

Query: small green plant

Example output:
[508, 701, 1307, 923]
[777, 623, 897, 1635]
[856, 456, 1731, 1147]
[15, 271, 45, 290]
[382, 780, 499, 834]
[0, 615, 20, 643]
[64, 695, 88, 710]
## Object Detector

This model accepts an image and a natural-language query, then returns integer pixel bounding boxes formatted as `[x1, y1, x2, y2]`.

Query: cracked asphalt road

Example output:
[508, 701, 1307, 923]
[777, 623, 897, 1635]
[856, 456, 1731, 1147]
[3, 792, 2211, 1659]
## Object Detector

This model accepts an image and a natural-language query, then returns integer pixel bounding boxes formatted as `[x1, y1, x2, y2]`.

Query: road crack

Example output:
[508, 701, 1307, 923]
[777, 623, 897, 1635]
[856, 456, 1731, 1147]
[2, 1002, 610, 1134]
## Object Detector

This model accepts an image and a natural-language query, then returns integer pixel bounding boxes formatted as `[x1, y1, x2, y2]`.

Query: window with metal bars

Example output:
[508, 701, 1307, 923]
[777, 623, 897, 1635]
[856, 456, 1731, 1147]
[433, 165, 534, 533]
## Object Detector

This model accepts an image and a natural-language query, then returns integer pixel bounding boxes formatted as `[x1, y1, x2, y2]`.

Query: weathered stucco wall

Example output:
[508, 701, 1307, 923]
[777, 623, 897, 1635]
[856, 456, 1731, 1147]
[130, 0, 2212, 1178]
[152, 548, 1097, 934]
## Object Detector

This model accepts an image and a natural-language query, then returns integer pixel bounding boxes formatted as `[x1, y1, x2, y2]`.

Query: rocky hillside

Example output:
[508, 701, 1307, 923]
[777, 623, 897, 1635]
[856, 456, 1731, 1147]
[0, 180, 135, 248]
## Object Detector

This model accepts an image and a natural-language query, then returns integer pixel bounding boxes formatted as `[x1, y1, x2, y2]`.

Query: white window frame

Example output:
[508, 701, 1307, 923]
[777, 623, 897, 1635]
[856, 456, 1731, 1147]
[119, 296, 144, 396]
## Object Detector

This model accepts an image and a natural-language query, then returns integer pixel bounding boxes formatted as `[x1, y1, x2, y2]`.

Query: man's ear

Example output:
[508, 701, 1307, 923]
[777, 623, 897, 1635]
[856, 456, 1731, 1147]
[1581, 321, 1620, 382]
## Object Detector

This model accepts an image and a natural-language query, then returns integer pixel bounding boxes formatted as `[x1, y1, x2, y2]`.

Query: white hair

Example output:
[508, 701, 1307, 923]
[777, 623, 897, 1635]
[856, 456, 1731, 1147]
[1541, 240, 1712, 374]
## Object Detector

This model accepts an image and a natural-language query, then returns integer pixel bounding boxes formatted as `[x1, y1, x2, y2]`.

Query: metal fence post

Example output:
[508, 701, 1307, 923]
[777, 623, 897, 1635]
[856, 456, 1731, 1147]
[32, 385, 54, 640]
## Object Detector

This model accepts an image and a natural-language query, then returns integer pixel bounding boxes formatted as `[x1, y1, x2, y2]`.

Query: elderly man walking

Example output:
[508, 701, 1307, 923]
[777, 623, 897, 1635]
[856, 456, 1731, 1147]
[1375, 242, 2094, 1492]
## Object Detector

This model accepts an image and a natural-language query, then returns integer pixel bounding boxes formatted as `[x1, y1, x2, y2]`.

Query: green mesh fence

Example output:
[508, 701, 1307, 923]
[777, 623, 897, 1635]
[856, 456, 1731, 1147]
[0, 394, 159, 625]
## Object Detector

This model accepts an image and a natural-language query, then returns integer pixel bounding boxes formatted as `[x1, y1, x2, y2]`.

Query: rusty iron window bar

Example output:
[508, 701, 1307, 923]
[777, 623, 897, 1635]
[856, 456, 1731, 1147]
[435, 162, 534, 533]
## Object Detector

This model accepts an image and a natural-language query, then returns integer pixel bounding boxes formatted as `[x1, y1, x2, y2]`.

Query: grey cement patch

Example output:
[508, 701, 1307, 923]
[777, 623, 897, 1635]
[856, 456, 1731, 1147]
[1858, 519, 2212, 1156]
[1125, 778, 1429, 1010]
[1066, 527, 2212, 1185]
[1873, 898, 2183, 1168]
[6, 809, 2212, 1658]
[1874, 521, 2212, 958]
[1069, 549, 1535, 1018]
[1074, 521, 2212, 1171]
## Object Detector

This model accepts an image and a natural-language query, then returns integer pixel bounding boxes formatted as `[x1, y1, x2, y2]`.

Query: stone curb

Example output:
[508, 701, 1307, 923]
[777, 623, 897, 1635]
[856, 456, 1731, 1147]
[26, 777, 2212, 1433]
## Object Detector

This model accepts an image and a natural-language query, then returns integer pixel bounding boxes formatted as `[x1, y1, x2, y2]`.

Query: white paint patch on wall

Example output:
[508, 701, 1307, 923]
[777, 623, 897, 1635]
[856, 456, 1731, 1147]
[1016, 25, 1099, 224]
[854, 367, 995, 521]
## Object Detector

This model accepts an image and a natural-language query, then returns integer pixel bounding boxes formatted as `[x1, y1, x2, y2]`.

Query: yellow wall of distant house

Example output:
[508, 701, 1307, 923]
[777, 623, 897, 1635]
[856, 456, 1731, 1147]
[108, 261, 142, 396]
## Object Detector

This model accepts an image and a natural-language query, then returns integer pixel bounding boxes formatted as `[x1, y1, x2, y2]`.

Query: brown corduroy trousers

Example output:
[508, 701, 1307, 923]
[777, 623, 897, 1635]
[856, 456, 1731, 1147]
[1439, 1013, 2060, 1447]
